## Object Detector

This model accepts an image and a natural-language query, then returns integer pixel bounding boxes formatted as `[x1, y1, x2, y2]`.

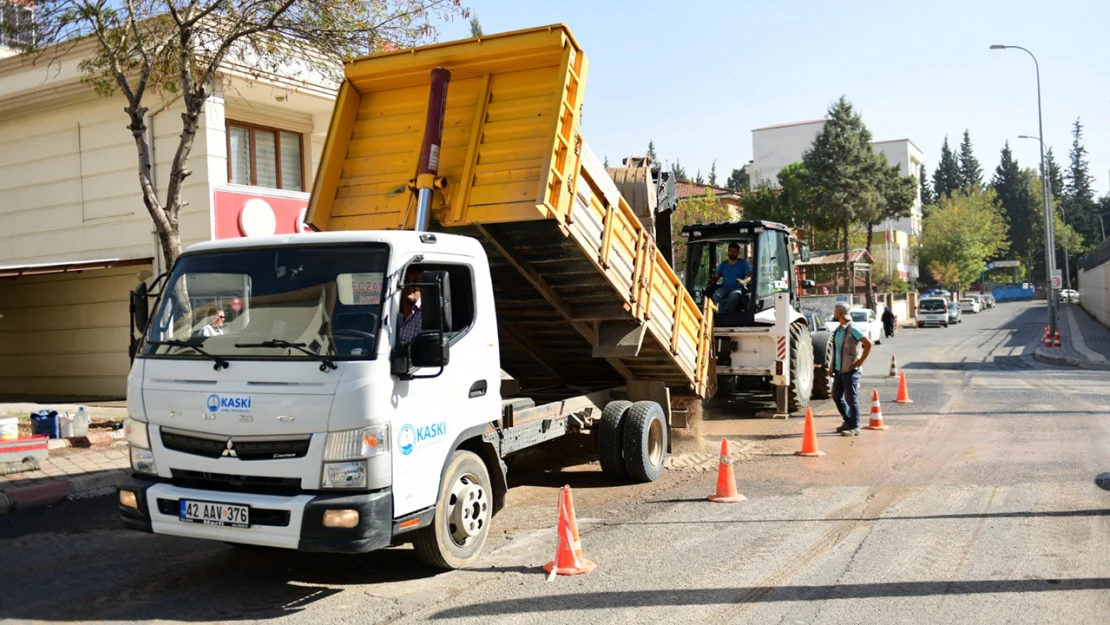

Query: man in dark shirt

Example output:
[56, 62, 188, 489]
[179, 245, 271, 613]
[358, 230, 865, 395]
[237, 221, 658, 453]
[399, 267, 423, 343]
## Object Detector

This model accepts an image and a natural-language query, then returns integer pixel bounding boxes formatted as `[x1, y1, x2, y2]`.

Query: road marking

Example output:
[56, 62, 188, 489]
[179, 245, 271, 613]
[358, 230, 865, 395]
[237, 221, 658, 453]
[1065, 306, 1108, 362]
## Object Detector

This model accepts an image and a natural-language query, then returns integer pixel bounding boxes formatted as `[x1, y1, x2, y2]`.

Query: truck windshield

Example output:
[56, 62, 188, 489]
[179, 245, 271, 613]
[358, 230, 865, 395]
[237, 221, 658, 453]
[142, 244, 390, 361]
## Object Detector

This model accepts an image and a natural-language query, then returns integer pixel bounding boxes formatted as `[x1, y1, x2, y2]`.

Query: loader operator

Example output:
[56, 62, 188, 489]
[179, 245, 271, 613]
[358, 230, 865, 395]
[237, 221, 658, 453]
[707, 242, 752, 313]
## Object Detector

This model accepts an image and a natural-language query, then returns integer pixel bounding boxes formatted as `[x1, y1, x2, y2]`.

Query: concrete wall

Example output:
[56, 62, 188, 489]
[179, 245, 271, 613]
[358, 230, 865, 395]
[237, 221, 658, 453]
[748, 121, 824, 188]
[1079, 263, 1110, 328]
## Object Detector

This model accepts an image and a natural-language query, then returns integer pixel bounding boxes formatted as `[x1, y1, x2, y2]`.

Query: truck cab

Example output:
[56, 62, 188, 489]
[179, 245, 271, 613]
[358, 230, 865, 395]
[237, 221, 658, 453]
[120, 231, 507, 567]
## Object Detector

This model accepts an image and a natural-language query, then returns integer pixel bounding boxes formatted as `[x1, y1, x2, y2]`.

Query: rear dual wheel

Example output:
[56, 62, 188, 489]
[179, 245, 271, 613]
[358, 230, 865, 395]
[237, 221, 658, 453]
[597, 401, 668, 482]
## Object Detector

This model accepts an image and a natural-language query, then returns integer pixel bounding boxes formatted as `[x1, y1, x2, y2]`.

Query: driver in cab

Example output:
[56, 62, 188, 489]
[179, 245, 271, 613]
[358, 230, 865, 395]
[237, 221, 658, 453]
[707, 242, 752, 313]
[398, 266, 423, 343]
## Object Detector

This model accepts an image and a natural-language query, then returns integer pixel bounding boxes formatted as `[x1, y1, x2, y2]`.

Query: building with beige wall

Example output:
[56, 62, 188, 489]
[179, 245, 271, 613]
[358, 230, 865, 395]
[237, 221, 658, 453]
[0, 38, 338, 399]
[742, 119, 926, 283]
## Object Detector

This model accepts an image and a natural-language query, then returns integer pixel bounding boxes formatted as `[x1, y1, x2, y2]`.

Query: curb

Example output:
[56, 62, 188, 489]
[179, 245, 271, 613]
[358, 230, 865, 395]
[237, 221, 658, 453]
[46, 430, 127, 452]
[1034, 347, 1110, 370]
[0, 468, 129, 515]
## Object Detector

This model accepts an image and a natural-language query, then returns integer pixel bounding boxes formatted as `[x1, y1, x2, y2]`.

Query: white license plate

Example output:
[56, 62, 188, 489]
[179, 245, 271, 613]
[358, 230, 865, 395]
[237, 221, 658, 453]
[179, 499, 250, 528]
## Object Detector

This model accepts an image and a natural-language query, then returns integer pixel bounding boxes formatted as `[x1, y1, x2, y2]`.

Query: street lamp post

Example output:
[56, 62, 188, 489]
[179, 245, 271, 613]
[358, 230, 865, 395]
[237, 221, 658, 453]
[1018, 134, 1071, 292]
[992, 44, 1058, 336]
[1101, 211, 1109, 242]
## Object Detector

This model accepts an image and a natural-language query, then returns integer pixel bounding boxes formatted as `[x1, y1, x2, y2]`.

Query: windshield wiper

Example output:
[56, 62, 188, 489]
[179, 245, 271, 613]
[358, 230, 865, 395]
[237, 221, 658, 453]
[148, 340, 230, 370]
[235, 339, 338, 372]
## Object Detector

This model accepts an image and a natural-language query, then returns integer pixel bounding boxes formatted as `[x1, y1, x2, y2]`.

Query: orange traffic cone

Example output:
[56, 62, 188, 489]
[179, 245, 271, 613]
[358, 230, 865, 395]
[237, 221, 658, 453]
[1054, 328, 1062, 348]
[544, 485, 596, 577]
[894, 370, 914, 404]
[795, 407, 825, 457]
[888, 355, 898, 378]
[1044, 325, 1052, 348]
[864, 389, 889, 430]
[708, 439, 747, 503]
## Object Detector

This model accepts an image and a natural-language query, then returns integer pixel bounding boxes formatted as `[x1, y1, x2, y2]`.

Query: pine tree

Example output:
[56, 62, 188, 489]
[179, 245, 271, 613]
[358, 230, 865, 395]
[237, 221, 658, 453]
[801, 96, 881, 291]
[694, 170, 705, 185]
[646, 140, 660, 175]
[603, 155, 609, 168]
[1046, 147, 1065, 201]
[932, 136, 961, 200]
[919, 163, 934, 206]
[708, 160, 718, 186]
[1064, 118, 1098, 248]
[991, 142, 1033, 266]
[672, 159, 687, 181]
[726, 168, 750, 191]
[958, 129, 982, 189]
[469, 16, 484, 37]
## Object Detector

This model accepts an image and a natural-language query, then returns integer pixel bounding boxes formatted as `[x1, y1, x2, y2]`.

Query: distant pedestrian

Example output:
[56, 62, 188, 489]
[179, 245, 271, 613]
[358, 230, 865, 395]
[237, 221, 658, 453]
[881, 306, 895, 338]
[830, 301, 873, 436]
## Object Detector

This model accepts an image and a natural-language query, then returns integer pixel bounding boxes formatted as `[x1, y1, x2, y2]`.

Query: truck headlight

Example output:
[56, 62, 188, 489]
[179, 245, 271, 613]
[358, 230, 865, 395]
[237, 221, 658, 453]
[323, 424, 389, 461]
[130, 448, 157, 475]
[124, 419, 150, 449]
[322, 461, 367, 489]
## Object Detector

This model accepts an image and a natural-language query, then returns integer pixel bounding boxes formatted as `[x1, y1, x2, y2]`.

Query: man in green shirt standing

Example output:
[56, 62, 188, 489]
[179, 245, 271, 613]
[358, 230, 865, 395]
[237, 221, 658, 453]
[830, 301, 873, 436]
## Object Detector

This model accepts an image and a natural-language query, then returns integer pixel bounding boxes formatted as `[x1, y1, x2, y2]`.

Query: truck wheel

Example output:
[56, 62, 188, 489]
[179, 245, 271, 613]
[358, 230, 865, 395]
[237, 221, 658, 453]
[597, 401, 632, 479]
[811, 335, 833, 400]
[412, 450, 491, 570]
[622, 401, 668, 482]
[787, 322, 814, 413]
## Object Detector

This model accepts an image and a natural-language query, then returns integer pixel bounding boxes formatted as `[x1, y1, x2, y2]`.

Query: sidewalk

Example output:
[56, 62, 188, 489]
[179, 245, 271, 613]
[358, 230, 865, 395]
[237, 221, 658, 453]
[1034, 303, 1110, 370]
[0, 431, 129, 514]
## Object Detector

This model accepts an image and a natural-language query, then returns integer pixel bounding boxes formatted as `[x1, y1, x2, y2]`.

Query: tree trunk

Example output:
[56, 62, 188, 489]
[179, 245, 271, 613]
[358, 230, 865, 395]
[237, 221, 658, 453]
[864, 223, 876, 309]
[843, 219, 851, 295]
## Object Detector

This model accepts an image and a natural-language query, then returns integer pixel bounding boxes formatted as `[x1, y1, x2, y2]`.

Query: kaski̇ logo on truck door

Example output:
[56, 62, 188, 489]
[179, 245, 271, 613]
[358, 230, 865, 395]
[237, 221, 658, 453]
[398, 422, 447, 455]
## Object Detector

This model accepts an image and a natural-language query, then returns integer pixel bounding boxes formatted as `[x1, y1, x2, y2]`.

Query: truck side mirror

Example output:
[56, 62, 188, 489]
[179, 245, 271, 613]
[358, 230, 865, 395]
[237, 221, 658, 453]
[130, 282, 150, 332]
[410, 331, 450, 368]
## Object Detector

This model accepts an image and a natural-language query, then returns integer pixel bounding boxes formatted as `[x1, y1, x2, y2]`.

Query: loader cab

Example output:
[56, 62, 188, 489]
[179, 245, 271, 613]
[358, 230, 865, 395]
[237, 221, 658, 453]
[681, 221, 804, 326]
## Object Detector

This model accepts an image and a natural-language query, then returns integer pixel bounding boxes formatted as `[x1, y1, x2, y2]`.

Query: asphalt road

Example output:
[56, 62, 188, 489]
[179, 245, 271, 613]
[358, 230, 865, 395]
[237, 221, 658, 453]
[2, 301, 1108, 624]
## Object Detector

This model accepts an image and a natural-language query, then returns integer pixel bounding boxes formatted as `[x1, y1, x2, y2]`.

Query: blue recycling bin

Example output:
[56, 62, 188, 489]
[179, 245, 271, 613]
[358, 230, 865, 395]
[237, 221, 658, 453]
[30, 410, 60, 439]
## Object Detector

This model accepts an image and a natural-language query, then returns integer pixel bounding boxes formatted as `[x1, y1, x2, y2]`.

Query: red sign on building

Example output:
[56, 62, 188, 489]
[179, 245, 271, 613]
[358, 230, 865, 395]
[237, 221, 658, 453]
[213, 189, 311, 240]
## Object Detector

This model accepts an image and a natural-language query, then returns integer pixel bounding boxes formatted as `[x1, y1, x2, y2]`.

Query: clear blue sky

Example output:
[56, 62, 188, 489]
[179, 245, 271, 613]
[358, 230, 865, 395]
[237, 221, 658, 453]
[439, 0, 1110, 196]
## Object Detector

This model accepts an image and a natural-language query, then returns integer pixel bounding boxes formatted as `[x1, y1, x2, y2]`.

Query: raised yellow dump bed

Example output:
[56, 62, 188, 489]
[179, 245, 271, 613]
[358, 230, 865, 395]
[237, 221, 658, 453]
[307, 24, 713, 399]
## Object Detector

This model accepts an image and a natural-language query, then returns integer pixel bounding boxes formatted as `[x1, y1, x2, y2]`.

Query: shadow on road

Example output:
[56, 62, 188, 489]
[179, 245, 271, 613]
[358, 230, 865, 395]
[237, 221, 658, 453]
[429, 578, 1110, 618]
[621, 508, 1110, 522]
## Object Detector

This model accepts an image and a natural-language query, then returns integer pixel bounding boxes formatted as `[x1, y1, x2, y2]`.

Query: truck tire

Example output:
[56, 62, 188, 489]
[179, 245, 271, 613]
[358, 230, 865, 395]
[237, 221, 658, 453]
[597, 401, 632, 479]
[787, 322, 814, 413]
[413, 450, 492, 570]
[622, 401, 668, 482]
[811, 335, 833, 400]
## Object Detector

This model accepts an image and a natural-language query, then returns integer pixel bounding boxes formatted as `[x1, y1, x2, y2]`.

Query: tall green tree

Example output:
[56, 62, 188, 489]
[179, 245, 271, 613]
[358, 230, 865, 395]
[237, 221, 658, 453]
[991, 143, 1033, 267]
[957, 129, 983, 189]
[7, 0, 466, 268]
[860, 156, 917, 302]
[726, 168, 750, 191]
[801, 96, 881, 290]
[1064, 118, 1099, 247]
[1029, 171, 1086, 282]
[932, 136, 961, 200]
[708, 160, 718, 186]
[468, 15, 483, 36]
[694, 170, 705, 185]
[919, 163, 934, 206]
[1046, 147, 1065, 201]
[919, 188, 1010, 290]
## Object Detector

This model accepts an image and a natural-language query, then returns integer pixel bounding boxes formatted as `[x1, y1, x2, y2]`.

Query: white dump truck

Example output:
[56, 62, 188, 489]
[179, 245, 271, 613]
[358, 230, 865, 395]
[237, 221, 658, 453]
[118, 25, 715, 569]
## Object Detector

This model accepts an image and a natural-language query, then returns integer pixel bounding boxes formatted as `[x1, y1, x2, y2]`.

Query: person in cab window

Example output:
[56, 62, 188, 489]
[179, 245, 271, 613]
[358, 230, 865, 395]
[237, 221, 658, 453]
[399, 267, 423, 343]
[200, 307, 225, 337]
[707, 242, 752, 313]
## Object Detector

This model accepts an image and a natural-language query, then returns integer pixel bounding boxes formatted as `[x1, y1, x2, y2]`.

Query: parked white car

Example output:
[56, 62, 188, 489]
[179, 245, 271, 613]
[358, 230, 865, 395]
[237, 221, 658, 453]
[1060, 289, 1080, 303]
[849, 308, 883, 344]
[959, 297, 981, 313]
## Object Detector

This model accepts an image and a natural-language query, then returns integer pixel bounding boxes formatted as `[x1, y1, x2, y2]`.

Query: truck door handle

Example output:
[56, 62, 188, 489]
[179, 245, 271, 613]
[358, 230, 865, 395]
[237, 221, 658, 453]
[469, 380, 487, 398]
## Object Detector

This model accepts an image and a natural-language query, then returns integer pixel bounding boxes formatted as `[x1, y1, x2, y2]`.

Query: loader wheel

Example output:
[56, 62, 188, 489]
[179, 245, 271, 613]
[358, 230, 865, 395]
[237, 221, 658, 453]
[622, 401, 668, 482]
[597, 401, 632, 479]
[811, 335, 833, 400]
[413, 450, 491, 570]
[788, 322, 814, 413]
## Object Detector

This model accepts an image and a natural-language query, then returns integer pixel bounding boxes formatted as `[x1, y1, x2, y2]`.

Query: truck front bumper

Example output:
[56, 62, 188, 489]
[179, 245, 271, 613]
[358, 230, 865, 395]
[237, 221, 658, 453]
[118, 475, 393, 553]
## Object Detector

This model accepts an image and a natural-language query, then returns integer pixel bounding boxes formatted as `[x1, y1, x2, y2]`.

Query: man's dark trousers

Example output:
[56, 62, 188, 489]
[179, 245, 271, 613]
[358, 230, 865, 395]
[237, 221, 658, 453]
[832, 369, 862, 429]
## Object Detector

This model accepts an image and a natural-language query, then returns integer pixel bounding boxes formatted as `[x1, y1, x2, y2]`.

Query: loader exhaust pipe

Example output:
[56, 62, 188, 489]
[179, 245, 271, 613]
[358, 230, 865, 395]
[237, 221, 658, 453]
[415, 67, 452, 231]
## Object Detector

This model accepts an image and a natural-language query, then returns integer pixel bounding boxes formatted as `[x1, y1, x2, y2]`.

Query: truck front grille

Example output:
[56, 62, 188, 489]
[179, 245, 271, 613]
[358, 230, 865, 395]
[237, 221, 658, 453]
[161, 429, 311, 461]
[170, 469, 304, 497]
